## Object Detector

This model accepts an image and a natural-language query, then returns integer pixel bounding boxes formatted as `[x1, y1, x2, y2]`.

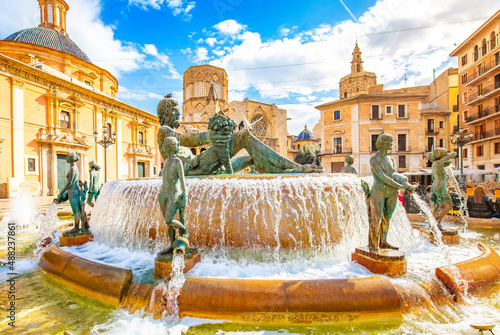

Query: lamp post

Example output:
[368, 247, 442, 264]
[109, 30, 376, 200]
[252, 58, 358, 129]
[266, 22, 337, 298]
[449, 126, 474, 190]
[94, 126, 117, 182]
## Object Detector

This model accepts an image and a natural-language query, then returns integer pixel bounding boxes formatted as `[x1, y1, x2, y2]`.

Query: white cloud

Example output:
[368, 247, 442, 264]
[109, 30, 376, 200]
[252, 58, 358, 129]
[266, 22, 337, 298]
[128, 0, 195, 20]
[117, 86, 164, 101]
[208, 0, 497, 106]
[206, 37, 218, 47]
[278, 27, 291, 36]
[213, 19, 247, 36]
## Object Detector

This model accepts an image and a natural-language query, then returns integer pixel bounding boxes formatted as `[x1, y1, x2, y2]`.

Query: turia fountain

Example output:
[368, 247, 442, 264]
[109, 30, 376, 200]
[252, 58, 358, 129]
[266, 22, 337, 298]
[2, 96, 500, 334]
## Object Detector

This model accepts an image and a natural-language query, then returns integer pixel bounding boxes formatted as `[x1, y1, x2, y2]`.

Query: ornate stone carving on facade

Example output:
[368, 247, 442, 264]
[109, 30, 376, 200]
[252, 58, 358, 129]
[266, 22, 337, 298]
[12, 77, 25, 88]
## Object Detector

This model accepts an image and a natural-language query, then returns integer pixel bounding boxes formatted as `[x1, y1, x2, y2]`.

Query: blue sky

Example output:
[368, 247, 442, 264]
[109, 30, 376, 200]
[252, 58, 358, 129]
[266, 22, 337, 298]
[1, 0, 499, 134]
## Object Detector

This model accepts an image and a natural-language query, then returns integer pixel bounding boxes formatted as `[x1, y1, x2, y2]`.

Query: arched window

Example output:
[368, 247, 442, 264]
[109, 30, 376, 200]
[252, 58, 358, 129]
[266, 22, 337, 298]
[193, 104, 203, 122]
[47, 4, 53, 23]
[194, 73, 206, 97]
[211, 74, 222, 99]
[356, 64, 360, 72]
[490, 31, 497, 49]
[473, 45, 479, 61]
[56, 6, 61, 26]
[343, 92, 347, 98]
[481, 38, 487, 56]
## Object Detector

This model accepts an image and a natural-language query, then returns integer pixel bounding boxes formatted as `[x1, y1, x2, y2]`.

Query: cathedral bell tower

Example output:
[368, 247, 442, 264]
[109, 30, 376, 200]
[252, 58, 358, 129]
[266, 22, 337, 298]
[339, 42, 377, 99]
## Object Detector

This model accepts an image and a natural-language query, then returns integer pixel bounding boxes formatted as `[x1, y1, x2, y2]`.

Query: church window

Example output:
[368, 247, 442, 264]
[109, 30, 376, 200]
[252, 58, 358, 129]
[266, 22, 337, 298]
[333, 110, 341, 120]
[60, 111, 70, 129]
[56, 6, 61, 26]
[185, 84, 192, 100]
[47, 4, 53, 23]
[343, 92, 347, 98]
[356, 64, 360, 72]
[251, 116, 266, 137]
[193, 104, 203, 122]
[194, 82, 206, 97]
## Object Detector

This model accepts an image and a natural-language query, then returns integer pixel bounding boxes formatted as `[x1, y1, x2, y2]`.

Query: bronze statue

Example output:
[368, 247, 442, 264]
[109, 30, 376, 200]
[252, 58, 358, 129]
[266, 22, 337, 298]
[54, 152, 90, 235]
[86, 160, 101, 207]
[158, 136, 189, 255]
[368, 134, 416, 253]
[156, 95, 322, 175]
[427, 147, 457, 230]
[340, 154, 358, 175]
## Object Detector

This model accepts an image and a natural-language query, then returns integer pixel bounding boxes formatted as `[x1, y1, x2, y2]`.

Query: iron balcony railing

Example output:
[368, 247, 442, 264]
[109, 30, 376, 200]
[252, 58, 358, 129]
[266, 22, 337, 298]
[465, 104, 500, 123]
[466, 82, 500, 104]
[472, 128, 500, 141]
[466, 57, 500, 83]
[425, 129, 439, 135]
[319, 147, 352, 155]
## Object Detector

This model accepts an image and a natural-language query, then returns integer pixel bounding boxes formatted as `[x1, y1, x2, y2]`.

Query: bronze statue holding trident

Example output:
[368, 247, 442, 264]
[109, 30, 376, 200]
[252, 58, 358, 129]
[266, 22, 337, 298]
[368, 134, 417, 253]
[156, 93, 322, 175]
[427, 147, 457, 230]
[158, 136, 190, 255]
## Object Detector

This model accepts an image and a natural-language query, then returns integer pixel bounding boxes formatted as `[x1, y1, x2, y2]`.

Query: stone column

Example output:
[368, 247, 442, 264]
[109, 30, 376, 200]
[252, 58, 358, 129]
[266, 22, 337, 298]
[116, 117, 123, 180]
[12, 78, 25, 183]
[49, 147, 57, 196]
[96, 110, 103, 183]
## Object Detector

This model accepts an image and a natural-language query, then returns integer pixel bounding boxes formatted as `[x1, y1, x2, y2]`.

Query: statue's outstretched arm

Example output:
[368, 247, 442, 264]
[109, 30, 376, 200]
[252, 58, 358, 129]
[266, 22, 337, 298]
[179, 131, 211, 148]
[370, 158, 405, 189]
[437, 152, 457, 164]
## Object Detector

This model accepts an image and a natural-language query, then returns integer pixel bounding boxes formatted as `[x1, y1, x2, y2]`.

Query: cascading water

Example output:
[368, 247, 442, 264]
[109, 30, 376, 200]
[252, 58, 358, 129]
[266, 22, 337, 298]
[33, 202, 59, 260]
[89, 174, 418, 262]
[446, 164, 468, 230]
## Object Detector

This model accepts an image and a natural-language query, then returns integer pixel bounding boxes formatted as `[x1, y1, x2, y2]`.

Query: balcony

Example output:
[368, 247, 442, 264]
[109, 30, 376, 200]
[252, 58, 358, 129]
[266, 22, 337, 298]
[425, 129, 439, 135]
[465, 57, 500, 86]
[319, 147, 352, 155]
[466, 81, 500, 105]
[370, 114, 383, 120]
[465, 104, 500, 124]
[472, 128, 500, 142]
[396, 146, 412, 152]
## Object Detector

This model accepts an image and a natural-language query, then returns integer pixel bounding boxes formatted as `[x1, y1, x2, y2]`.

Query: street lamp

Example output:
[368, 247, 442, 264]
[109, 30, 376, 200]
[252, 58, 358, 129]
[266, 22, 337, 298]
[449, 126, 474, 190]
[94, 125, 117, 182]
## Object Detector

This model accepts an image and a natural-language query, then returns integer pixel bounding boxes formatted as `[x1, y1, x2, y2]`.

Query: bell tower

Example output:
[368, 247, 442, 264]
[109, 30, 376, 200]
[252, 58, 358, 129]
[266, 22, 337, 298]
[38, 0, 69, 36]
[339, 42, 377, 99]
[350, 42, 363, 74]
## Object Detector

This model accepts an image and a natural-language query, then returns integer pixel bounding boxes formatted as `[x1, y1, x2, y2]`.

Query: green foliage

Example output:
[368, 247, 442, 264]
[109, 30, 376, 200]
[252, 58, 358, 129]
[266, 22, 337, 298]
[295, 143, 320, 165]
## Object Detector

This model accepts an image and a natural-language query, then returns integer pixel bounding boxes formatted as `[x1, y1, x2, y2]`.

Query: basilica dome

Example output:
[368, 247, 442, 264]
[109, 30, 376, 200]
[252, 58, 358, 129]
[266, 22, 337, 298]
[4, 26, 91, 63]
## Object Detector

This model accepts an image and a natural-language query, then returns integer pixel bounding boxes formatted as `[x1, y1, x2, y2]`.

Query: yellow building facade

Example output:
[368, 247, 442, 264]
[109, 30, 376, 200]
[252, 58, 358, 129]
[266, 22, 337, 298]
[450, 10, 500, 172]
[316, 44, 457, 176]
[0, 0, 161, 198]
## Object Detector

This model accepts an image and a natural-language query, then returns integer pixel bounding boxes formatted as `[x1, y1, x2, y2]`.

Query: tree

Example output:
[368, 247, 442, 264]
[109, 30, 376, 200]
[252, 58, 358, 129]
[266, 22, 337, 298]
[295, 143, 321, 166]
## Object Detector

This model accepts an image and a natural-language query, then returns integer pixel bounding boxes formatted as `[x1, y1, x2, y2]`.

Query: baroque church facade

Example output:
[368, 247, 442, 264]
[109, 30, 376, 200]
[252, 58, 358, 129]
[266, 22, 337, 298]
[0, 0, 161, 197]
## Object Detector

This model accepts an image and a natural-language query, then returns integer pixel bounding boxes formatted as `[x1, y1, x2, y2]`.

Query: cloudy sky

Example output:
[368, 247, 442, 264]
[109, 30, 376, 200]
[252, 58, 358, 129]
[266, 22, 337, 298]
[1, 0, 498, 134]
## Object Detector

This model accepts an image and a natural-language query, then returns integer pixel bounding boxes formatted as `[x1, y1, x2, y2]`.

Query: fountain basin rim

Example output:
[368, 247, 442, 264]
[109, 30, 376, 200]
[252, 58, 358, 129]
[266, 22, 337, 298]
[125, 173, 358, 181]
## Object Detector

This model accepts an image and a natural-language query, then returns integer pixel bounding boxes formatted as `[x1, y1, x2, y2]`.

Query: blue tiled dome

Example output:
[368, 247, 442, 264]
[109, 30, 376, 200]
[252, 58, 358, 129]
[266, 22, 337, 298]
[5, 27, 91, 63]
[296, 125, 316, 141]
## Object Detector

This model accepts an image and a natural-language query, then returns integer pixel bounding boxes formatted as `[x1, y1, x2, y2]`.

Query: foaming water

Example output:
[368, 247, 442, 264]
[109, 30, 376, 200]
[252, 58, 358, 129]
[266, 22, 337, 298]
[33, 202, 59, 260]
[90, 174, 418, 262]
[446, 164, 468, 229]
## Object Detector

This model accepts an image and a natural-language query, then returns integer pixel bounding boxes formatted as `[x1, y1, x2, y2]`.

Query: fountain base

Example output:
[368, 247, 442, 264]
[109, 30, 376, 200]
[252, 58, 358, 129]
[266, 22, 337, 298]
[60, 234, 94, 247]
[155, 248, 201, 279]
[351, 247, 407, 277]
[412, 225, 460, 245]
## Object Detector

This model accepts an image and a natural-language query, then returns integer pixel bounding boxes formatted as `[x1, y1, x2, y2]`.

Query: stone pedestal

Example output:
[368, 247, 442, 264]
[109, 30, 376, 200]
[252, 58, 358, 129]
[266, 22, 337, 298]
[412, 224, 460, 245]
[155, 248, 201, 279]
[351, 247, 406, 277]
[60, 234, 94, 247]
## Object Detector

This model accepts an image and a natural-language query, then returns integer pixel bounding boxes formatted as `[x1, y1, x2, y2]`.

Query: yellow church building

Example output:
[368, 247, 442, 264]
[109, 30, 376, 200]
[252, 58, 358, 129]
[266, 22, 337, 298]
[0, 0, 161, 198]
